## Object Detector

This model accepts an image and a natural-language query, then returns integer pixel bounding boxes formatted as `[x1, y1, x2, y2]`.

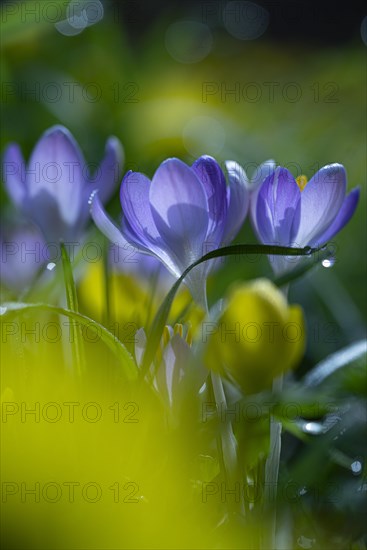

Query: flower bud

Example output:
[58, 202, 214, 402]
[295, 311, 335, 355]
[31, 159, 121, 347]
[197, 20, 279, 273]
[206, 279, 305, 394]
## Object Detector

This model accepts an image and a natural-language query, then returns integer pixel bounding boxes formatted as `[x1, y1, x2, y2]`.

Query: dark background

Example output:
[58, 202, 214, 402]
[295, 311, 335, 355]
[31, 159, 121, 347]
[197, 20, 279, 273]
[113, 0, 366, 44]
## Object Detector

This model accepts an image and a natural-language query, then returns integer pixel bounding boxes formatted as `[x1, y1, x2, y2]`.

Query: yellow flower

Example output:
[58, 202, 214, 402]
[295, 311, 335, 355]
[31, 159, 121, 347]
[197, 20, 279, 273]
[205, 279, 305, 393]
[78, 260, 205, 331]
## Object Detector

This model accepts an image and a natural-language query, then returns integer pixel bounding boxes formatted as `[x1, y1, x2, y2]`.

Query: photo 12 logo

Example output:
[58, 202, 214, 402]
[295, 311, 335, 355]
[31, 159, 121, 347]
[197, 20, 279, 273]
[1, 401, 140, 424]
[1, 480, 141, 504]
[202, 81, 340, 104]
[2, 81, 140, 104]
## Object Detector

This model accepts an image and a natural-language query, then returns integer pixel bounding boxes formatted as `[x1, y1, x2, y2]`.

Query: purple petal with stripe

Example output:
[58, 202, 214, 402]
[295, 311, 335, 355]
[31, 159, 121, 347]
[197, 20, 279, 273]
[256, 167, 301, 245]
[192, 155, 227, 244]
[312, 187, 360, 246]
[249, 159, 276, 235]
[120, 170, 161, 246]
[150, 158, 209, 269]
[119, 171, 183, 277]
[295, 163, 347, 246]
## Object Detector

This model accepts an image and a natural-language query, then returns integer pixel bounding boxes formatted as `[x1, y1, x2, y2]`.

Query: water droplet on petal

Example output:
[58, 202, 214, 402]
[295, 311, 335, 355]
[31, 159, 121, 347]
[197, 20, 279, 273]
[88, 189, 98, 206]
[322, 257, 335, 268]
[46, 262, 57, 271]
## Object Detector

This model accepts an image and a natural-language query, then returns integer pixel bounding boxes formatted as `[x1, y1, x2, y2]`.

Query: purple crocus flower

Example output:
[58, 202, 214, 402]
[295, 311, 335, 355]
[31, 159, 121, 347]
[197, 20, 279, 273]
[2, 125, 123, 243]
[225, 158, 276, 222]
[251, 164, 360, 273]
[90, 156, 249, 306]
[0, 220, 46, 293]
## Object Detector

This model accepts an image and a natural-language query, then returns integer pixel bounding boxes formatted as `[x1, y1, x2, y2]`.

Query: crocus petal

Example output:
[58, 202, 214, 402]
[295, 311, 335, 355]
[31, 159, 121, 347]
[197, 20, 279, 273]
[120, 216, 181, 277]
[192, 155, 227, 244]
[26, 125, 86, 226]
[0, 222, 45, 291]
[89, 190, 130, 249]
[169, 335, 207, 403]
[295, 163, 347, 247]
[314, 187, 360, 245]
[162, 335, 192, 408]
[226, 161, 249, 187]
[251, 159, 276, 189]
[95, 180, 180, 277]
[90, 136, 124, 203]
[120, 170, 161, 246]
[2, 143, 27, 208]
[21, 188, 80, 243]
[150, 158, 209, 269]
[256, 167, 301, 245]
[134, 328, 147, 368]
[222, 160, 250, 244]
[250, 159, 276, 234]
[161, 341, 178, 407]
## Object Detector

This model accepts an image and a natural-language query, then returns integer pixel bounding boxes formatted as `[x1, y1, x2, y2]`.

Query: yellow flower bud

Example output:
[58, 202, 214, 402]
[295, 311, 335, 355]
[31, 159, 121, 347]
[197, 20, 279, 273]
[206, 279, 305, 393]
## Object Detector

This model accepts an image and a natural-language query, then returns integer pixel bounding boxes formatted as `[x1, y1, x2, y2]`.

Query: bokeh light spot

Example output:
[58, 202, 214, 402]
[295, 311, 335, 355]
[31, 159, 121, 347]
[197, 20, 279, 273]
[223, 1, 269, 40]
[165, 21, 213, 64]
[183, 116, 226, 156]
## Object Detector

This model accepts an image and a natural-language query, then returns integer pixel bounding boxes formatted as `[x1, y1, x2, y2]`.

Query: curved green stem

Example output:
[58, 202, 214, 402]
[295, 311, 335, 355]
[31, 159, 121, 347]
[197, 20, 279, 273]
[262, 283, 289, 548]
[263, 375, 283, 549]
[203, 283, 244, 518]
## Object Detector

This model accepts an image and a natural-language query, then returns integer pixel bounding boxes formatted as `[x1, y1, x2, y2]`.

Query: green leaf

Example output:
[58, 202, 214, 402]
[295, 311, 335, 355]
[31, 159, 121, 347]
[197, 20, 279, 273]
[61, 242, 79, 313]
[61, 242, 85, 376]
[302, 339, 367, 394]
[0, 302, 138, 382]
[273, 246, 333, 287]
[142, 243, 324, 375]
